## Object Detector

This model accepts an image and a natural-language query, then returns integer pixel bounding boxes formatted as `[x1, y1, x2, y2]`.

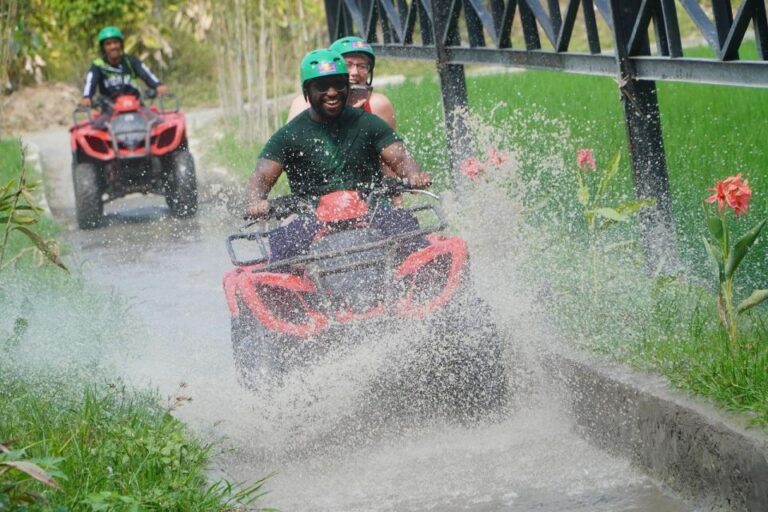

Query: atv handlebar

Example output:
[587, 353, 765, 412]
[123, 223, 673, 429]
[73, 87, 180, 120]
[243, 196, 313, 225]
[72, 105, 95, 126]
[243, 178, 426, 224]
[231, 181, 446, 267]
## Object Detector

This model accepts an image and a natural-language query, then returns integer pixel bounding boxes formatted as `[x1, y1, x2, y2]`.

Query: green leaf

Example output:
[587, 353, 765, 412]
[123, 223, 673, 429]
[736, 289, 768, 314]
[10, 214, 36, 225]
[0, 180, 14, 196]
[593, 207, 628, 222]
[707, 214, 725, 245]
[725, 218, 767, 279]
[0, 461, 61, 490]
[595, 150, 621, 201]
[10, 226, 68, 271]
[702, 235, 724, 283]
[615, 198, 655, 217]
[20, 189, 39, 206]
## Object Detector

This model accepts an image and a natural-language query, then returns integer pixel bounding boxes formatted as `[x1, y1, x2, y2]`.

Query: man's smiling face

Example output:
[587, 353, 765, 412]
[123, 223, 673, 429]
[102, 38, 123, 65]
[307, 75, 349, 121]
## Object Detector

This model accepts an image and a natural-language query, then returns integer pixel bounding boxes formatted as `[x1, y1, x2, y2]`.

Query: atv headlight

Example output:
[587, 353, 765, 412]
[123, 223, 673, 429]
[116, 131, 145, 149]
[111, 113, 148, 150]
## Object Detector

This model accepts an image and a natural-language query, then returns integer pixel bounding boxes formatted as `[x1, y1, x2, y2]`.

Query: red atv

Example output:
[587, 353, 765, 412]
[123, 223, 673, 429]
[69, 88, 197, 228]
[223, 180, 508, 417]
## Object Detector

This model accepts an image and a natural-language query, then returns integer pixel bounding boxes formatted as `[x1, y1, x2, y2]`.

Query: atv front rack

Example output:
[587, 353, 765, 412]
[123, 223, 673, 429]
[226, 201, 446, 268]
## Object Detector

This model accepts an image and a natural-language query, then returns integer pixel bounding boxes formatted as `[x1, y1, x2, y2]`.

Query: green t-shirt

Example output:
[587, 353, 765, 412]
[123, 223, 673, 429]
[259, 106, 401, 199]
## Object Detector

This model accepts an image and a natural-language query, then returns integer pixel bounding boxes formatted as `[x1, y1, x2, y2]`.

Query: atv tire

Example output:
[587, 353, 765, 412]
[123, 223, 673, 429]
[231, 298, 285, 390]
[73, 162, 103, 229]
[165, 149, 198, 218]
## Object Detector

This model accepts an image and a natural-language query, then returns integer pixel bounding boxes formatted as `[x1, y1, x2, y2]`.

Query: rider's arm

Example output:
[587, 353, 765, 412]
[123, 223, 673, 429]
[379, 141, 431, 189]
[246, 158, 284, 217]
[80, 66, 99, 106]
[130, 55, 163, 91]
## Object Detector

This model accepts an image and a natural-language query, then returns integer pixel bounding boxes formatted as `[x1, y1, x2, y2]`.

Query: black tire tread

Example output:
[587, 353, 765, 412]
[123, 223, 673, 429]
[73, 162, 103, 229]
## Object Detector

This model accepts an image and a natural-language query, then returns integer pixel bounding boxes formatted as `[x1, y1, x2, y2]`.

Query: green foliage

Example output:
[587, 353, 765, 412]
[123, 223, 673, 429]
[0, 443, 65, 509]
[627, 291, 768, 425]
[0, 139, 66, 271]
[6, 0, 217, 92]
[703, 202, 767, 346]
[161, 29, 218, 107]
[0, 368, 270, 511]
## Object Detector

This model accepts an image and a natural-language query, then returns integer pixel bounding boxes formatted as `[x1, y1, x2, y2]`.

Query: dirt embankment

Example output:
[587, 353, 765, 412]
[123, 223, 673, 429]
[1, 83, 81, 136]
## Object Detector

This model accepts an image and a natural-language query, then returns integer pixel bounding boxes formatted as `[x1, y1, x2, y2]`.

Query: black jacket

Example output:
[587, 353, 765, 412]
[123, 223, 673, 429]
[81, 54, 162, 99]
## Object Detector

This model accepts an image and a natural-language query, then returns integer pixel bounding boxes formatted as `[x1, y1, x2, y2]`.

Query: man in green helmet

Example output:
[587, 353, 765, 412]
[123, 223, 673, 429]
[287, 36, 395, 129]
[79, 26, 168, 109]
[246, 48, 431, 261]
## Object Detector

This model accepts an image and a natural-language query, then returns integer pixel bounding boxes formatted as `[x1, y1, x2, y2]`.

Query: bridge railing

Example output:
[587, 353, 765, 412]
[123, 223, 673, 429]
[323, 0, 768, 273]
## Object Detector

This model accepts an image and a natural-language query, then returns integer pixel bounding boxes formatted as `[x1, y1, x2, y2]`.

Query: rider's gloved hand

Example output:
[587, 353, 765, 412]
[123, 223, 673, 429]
[406, 171, 432, 189]
[245, 199, 270, 219]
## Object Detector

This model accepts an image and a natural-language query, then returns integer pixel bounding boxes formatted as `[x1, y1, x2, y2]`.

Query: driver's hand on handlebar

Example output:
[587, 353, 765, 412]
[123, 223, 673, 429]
[79, 97, 92, 107]
[156, 84, 169, 96]
[406, 171, 432, 189]
[245, 199, 270, 219]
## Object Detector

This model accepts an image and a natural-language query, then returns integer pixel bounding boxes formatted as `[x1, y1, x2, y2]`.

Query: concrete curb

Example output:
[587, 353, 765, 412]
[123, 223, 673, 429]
[542, 351, 768, 511]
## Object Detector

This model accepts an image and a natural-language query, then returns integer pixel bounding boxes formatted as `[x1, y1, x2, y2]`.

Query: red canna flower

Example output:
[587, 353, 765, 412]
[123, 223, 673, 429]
[707, 174, 752, 217]
[577, 148, 596, 171]
[486, 147, 508, 167]
[461, 157, 486, 181]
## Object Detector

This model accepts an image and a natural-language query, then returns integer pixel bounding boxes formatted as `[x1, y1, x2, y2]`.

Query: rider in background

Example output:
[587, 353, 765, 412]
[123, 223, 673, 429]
[287, 36, 395, 129]
[79, 26, 168, 109]
[247, 49, 430, 262]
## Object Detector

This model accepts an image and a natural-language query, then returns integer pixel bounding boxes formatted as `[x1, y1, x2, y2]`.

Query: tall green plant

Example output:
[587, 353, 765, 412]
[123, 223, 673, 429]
[0, 141, 66, 271]
[574, 148, 654, 299]
[703, 174, 768, 347]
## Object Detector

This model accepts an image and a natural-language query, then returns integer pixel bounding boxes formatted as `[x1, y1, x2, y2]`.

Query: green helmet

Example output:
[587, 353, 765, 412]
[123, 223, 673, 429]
[300, 49, 348, 87]
[329, 36, 375, 71]
[98, 26, 124, 45]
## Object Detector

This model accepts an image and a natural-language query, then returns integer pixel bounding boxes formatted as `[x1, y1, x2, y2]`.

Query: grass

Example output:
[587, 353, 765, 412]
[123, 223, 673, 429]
[203, 120, 266, 180]
[0, 365, 267, 510]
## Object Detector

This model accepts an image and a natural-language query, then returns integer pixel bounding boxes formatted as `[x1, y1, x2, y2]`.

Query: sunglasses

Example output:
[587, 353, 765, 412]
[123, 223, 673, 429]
[312, 77, 349, 92]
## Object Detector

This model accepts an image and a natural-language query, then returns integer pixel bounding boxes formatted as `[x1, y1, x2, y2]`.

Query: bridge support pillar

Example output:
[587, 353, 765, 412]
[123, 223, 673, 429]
[432, 0, 471, 189]
[611, 0, 680, 275]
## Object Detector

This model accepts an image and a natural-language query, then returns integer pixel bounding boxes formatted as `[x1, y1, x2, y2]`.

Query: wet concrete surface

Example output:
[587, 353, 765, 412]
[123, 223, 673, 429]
[20, 118, 702, 511]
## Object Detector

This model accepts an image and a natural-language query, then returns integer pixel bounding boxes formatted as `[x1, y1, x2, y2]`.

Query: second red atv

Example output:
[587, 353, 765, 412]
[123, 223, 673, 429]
[69, 88, 197, 229]
[223, 180, 508, 418]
